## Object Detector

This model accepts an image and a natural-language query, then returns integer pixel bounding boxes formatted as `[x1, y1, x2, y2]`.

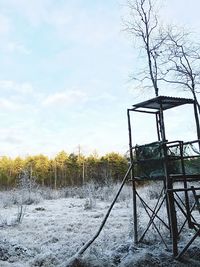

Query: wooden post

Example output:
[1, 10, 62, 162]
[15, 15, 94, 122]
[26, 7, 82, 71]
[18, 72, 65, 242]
[76, 163, 134, 257]
[156, 112, 161, 141]
[158, 104, 166, 142]
[163, 143, 178, 256]
[127, 109, 138, 243]
[159, 103, 178, 256]
[158, 105, 170, 228]
[179, 142, 192, 228]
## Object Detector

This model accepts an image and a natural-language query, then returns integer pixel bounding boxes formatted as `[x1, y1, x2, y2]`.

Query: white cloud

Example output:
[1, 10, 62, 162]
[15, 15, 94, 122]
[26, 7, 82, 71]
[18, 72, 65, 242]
[1, 0, 51, 27]
[42, 89, 116, 109]
[0, 0, 127, 75]
[0, 98, 20, 111]
[48, 4, 120, 47]
[42, 90, 88, 107]
[160, 0, 200, 30]
[0, 80, 38, 112]
[0, 14, 11, 35]
[0, 80, 34, 94]
[92, 92, 117, 102]
[2, 0, 120, 47]
[3, 136, 22, 145]
[6, 41, 31, 54]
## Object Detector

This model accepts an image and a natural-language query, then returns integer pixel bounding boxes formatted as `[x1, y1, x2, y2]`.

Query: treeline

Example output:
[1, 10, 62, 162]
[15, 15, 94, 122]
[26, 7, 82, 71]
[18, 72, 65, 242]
[0, 151, 129, 189]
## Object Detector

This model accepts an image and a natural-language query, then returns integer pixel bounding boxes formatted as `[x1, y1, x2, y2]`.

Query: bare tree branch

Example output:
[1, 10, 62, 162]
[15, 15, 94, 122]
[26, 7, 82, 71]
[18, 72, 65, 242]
[124, 0, 166, 96]
[161, 28, 200, 112]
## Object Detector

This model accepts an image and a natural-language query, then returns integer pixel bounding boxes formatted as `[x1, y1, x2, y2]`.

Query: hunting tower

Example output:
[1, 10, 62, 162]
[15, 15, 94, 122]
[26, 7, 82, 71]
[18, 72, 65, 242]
[127, 96, 200, 258]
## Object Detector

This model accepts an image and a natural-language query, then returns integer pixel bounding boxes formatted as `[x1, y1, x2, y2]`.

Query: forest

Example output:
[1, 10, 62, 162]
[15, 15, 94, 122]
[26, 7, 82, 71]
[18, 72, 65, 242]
[0, 151, 128, 189]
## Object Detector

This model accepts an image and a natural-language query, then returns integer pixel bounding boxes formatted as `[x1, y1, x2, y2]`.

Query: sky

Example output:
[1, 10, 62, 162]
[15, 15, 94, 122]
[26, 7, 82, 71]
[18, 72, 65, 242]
[0, 0, 200, 157]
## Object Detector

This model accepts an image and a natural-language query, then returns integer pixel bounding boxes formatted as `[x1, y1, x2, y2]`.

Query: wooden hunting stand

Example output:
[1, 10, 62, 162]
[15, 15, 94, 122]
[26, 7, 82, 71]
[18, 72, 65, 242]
[127, 96, 200, 258]
[73, 95, 200, 261]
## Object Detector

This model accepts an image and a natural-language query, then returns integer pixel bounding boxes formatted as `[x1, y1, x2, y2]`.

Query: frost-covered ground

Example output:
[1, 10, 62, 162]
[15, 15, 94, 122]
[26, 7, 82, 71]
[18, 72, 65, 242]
[0, 182, 200, 266]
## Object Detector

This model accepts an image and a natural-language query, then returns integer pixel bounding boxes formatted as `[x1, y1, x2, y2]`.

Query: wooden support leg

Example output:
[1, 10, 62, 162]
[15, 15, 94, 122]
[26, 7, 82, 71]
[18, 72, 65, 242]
[167, 190, 179, 257]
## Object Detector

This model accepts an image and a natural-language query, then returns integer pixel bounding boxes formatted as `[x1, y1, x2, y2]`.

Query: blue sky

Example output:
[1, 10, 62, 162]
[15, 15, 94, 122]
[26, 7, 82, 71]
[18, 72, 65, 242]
[0, 0, 199, 157]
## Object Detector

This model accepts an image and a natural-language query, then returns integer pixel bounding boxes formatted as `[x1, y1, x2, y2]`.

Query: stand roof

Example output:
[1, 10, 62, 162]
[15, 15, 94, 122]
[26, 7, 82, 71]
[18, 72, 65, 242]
[132, 96, 194, 112]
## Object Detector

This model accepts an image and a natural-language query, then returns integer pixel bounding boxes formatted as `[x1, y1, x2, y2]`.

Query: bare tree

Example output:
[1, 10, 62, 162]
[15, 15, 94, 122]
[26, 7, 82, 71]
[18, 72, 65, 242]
[124, 0, 166, 96]
[160, 29, 200, 112]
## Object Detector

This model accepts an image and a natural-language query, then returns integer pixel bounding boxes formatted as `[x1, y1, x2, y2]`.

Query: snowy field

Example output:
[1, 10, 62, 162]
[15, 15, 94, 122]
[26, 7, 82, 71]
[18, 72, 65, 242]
[0, 182, 200, 267]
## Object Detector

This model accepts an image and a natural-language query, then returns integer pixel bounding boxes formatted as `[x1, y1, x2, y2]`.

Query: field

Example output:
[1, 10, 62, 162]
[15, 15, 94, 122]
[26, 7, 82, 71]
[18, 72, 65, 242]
[0, 182, 200, 267]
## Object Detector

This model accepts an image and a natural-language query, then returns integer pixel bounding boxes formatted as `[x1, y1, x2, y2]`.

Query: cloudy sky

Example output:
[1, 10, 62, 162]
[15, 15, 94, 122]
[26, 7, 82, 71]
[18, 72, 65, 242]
[0, 0, 199, 157]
